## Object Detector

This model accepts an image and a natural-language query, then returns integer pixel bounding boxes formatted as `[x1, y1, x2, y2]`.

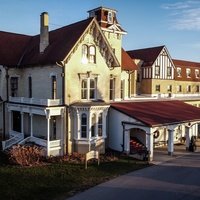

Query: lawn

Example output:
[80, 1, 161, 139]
[0, 152, 149, 200]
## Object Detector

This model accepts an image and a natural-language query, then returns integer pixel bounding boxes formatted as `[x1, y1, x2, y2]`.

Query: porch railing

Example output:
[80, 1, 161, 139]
[9, 96, 62, 106]
[2, 133, 24, 150]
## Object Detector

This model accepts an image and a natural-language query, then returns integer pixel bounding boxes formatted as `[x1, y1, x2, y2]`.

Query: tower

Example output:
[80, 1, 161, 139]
[88, 7, 127, 63]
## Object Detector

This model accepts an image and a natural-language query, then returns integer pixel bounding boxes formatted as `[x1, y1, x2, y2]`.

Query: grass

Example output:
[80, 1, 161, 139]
[0, 152, 149, 200]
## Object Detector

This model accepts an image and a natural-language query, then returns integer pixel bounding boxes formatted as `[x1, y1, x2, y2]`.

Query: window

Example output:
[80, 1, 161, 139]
[98, 113, 103, 136]
[177, 85, 182, 92]
[121, 80, 125, 99]
[81, 78, 96, 100]
[110, 78, 115, 100]
[91, 114, 96, 137]
[177, 67, 181, 77]
[186, 68, 191, 78]
[88, 46, 96, 63]
[196, 85, 200, 92]
[195, 69, 199, 78]
[155, 66, 160, 76]
[10, 77, 18, 97]
[51, 75, 57, 99]
[52, 116, 56, 140]
[187, 85, 191, 92]
[167, 85, 172, 92]
[81, 113, 87, 138]
[28, 76, 32, 98]
[167, 67, 172, 76]
[81, 45, 96, 64]
[155, 85, 160, 92]
[107, 11, 113, 23]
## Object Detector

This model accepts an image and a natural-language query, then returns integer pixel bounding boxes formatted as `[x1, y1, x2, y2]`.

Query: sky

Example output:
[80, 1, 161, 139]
[1, 0, 200, 62]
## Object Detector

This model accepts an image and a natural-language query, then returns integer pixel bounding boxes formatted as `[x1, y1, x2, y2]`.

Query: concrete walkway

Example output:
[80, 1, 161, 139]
[67, 143, 200, 200]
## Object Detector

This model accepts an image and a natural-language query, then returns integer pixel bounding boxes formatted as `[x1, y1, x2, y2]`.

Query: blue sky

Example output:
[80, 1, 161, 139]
[1, 0, 200, 61]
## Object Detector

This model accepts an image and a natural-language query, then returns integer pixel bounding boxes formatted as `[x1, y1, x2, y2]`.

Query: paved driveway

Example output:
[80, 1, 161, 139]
[67, 151, 200, 200]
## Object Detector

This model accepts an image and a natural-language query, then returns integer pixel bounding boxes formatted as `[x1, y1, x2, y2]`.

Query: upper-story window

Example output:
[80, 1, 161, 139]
[10, 77, 18, 97]
[121, 80, 125, 99]
[107, 11, 113, 24]
[28, 76, 32, 98]
[167, 67, 172, 76]
[155, 65, 160, 76]
[51, 75, 57, 99]
[110, 77, 115, 100]
[81, 78, 97, 100]
[186, 68, 191, 78]
[177, 67, 181, 77]
[195, 69, 200, 78]
[82, 44, 96, 64]
[81, 113, 87, 138]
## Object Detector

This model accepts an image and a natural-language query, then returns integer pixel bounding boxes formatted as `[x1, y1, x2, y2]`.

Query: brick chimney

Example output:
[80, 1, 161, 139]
[40, 12, 49, 53]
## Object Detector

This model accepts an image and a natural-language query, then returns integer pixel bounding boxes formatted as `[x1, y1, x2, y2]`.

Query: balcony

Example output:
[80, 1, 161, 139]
[9, 96, 62, 106]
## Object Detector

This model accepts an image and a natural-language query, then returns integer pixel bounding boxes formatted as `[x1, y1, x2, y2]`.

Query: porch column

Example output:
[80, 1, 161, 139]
[20, 112, 24, 136]
[29, 113, 33, 137]
[124, 130, 130, 153]
[46, 116, 51, 156]
[147, 133, 153, 161]
[185, 126, 191, 150]
[168, 129, 174, 155]
[61, 110, 65, 155]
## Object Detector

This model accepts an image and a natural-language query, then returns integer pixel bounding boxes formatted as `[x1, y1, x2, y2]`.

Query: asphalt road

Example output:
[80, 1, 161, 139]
[67, 152, 200, 200]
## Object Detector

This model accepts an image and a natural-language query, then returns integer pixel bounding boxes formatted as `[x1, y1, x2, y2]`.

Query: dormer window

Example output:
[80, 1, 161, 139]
[81, 44, 96, 64]
[108, 11, 113, 24]
[186, 68, 191, 78]
[177, 67, 181, 77]
[195, 69, 199, 78]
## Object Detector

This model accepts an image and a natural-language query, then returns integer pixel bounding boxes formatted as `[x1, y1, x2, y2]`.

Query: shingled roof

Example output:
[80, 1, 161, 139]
[121, 48, 137, 71]
[127, 45, 165, 67]
[111, 100, 200, 127]
[173, 59, 200, 68]
[0, 31, 31, 66]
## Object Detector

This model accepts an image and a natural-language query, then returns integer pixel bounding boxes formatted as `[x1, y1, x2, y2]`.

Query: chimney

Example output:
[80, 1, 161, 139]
[40, 12, 49, 53]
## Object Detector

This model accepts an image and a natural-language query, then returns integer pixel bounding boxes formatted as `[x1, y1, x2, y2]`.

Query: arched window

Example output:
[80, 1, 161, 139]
[89, 45, 96, 63]
[91, 114, 96, 137]
[82, 44, 88, 64]
[98, 113, 103, 136]
[81, 113, 87, 138]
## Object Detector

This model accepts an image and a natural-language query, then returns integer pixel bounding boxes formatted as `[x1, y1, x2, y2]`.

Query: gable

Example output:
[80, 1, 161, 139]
[152, 46, 175, 79]
[63, 18, 120, 69]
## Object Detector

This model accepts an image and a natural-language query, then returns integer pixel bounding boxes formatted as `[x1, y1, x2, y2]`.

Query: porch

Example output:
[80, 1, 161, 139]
[2, 101, 66, 156]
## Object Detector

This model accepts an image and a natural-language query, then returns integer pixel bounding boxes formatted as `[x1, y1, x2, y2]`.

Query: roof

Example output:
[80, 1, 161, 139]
[111, 100, 200, 127]
[19, 18, 94, 66]
[127, 46, 165, 67]
[173, 59, 200, 68]
[121, 48, 137, 71]
[0, 31, 31, 66]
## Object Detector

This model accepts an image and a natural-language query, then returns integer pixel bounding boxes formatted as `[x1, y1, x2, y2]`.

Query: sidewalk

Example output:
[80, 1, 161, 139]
[152, 139, 200, 165]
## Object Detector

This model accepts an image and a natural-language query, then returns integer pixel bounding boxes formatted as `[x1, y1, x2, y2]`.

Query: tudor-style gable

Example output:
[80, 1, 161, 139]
[128, 46, 175, 80]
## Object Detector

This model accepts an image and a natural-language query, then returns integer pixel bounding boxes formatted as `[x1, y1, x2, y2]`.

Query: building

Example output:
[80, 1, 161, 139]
[0, 7, 200, 161]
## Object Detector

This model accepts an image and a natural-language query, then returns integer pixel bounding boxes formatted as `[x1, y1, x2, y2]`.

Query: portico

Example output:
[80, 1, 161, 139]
[109, 100, 200, 161]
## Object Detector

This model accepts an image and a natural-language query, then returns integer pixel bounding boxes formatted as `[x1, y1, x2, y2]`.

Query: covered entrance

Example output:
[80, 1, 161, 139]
[109, 100, 200, 161]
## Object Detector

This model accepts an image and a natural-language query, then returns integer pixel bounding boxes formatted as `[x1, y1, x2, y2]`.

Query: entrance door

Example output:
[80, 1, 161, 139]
[13, 111, 21, 132]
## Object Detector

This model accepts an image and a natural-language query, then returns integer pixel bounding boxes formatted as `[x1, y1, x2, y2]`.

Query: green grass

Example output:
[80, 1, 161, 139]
[0, 153, 149, 200]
